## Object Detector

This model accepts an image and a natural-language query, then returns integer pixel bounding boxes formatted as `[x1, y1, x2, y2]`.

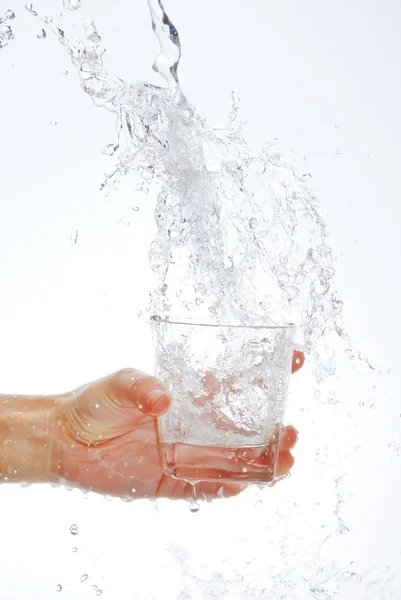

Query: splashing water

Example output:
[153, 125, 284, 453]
[39, 1, 373, 379]
[0, 10, 15, 50]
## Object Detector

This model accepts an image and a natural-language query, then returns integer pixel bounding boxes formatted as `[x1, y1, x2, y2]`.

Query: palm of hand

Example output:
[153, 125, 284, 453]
[53, 354, 303, 500]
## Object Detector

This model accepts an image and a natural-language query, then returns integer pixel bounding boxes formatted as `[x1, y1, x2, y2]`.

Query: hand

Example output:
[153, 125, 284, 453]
[51, 351, 305, 500]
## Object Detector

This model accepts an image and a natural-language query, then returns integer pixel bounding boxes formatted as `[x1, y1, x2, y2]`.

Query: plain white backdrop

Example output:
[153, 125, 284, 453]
[1, 0, 400, 598]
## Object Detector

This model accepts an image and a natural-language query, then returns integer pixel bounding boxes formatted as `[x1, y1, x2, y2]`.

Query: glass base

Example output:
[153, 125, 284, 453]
[160, 441, 278, 483]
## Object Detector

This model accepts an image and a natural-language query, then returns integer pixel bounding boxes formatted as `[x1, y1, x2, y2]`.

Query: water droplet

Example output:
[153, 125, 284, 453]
[255, 499, 263, 511]
[249, 218, 258, 230]
[335, 123, 340, 128]
[359, 401, 364, 407]
[370, 403, 377, 410]
[80, 574, 89, 582]
[72, 547, 78, 553]
[282, 178, 290, 187]
[104, 494, 113, 501]
[189, 501, 200, 513]
[93, 586, 98, 591]
[95, 403, 100, 409]
[132, 206, 139, 212]
[25, 2, 33, 11]
[69, 524, 78, 535]
[303, 154, 308, 161]
[56, 584, 62, 592]
[50, 120, 57, 126]
[396, 448, 401, 457]
[217, 486, 224, 499]
[37, 28, 46, 39]
[242, 467, 248, 473]
[96, 591, 103, 597]
[63, 69, 69, 75]
[6, 10, 15, 19]
[335, 149, 342, 155]
[63, 0, 81, 10]
[131, 488, 136, 493]
[351, 572, 357, 580]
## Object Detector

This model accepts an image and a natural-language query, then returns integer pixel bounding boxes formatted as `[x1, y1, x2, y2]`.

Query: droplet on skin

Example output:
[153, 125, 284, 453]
[25, 2, 33, 11]
[282, 179, 290, 188]
[96, 591, 103, 597]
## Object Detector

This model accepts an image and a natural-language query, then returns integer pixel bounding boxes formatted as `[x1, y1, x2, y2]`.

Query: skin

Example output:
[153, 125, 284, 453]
[0, 351, 304, 500]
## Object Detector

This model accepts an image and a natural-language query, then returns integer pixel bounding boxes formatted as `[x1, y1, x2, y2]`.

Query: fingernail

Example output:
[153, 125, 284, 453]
[143, 389, 171, 416]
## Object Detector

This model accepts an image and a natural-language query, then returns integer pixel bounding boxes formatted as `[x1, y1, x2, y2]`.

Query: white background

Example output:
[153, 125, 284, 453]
[0, 0, 400, 598]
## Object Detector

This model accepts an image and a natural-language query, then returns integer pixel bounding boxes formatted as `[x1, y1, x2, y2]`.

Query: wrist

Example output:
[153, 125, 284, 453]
[0, 394, 59, 484]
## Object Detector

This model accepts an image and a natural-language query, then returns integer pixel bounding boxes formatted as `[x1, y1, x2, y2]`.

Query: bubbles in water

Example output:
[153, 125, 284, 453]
[80, 574, 89, 582]
[56, 584, 62, 592]
[63, 0, 81, 10]
[189, 501, 200, 513]
[69, 524, 78, 535]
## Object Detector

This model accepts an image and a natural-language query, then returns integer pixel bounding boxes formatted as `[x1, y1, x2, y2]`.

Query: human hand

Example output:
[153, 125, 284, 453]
[51, 351, 304, 500]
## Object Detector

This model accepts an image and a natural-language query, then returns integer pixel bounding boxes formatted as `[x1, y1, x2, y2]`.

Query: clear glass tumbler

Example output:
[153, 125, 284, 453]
[151, 318, 295, 483]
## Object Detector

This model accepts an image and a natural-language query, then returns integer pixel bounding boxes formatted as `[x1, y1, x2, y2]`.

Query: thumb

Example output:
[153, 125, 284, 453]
[59, 369, 172, 444]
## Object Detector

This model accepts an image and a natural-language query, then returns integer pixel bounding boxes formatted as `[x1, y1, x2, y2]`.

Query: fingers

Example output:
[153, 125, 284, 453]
[292, 350, 305, 374]
[280, 425, 298, 451]
[275, 450, 295, 478]
[103, 368, 172, 417]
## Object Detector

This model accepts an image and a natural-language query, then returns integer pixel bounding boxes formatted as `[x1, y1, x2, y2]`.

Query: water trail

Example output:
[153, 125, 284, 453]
[147, 0, 181, 88]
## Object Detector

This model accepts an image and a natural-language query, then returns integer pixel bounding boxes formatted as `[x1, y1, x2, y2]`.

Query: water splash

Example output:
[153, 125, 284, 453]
[0, 10, 15, 49]
[17, 5, 372, 378]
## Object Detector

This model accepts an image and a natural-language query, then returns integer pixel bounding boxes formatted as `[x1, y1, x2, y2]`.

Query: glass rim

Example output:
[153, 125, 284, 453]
[150, 315, 296, 331]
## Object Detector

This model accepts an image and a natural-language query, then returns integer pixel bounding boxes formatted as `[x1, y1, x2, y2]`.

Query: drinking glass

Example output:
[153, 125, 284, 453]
[151, 318, 295, 483]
